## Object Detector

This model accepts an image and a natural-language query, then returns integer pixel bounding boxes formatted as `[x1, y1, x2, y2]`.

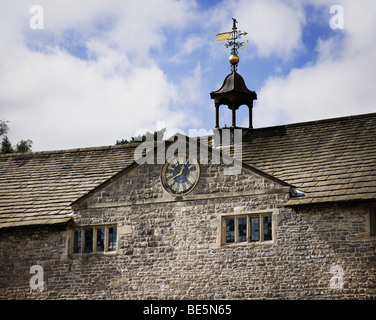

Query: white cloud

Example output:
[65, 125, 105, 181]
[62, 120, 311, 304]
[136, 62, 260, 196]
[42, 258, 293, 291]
[1, 0, 374, 151]
[100, 0, 198, 66]
[0, 0, 198, 151]
[1, 44, 188, 150]
[254, 0, 376, 127]
[232, 0, 306, 59]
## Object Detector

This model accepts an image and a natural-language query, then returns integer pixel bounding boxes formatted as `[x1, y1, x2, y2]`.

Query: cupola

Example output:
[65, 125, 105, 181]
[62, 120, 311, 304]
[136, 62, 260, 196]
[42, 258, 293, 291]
[210, 70, 257, 129]
[211, 18, 257, 130]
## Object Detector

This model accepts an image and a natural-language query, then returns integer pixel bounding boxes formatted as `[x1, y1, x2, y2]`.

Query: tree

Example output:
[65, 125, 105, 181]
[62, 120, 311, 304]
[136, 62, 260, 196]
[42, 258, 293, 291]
[1, 136, 13, 154]
[15, 139, 33, 153]
[0, 120, 9, 137]
[0, 119, 33, 154]
[116, 128, 166, 145]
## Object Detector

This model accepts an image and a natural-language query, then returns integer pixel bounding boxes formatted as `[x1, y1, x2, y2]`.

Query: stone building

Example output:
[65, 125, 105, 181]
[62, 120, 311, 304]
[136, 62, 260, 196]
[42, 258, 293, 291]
[0, 67, 375, 299]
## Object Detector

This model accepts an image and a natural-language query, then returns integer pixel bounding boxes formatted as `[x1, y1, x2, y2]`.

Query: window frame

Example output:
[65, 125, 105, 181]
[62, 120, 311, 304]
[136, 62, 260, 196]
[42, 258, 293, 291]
[370, 207, 376, 237]
[72, 225, 118, 255]
[221, 211, 276, 246]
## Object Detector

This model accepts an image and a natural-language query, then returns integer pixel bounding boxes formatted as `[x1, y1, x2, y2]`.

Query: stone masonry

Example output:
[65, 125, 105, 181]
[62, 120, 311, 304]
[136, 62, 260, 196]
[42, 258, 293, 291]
[1, 153, 375, 299]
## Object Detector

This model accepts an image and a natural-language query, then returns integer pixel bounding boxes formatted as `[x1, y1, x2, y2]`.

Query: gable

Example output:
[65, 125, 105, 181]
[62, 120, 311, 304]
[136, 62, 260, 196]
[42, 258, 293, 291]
[72, 137, 292, 211]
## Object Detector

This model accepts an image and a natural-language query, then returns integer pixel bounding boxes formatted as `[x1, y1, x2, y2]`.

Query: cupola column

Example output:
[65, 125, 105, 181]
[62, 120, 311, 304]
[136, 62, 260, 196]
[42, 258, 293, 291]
[232, 104, 236, 127]
[215, 103, 220, 128]
[248, 104, 253, 129]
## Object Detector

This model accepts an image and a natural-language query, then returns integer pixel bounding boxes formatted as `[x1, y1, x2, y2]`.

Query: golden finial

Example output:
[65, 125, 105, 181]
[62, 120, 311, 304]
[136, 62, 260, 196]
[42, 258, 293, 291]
[229, 54, 239, 66]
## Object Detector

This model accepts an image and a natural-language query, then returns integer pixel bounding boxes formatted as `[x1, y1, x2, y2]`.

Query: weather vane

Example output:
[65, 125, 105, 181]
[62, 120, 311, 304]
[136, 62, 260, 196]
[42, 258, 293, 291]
[216, 18, 249, 72]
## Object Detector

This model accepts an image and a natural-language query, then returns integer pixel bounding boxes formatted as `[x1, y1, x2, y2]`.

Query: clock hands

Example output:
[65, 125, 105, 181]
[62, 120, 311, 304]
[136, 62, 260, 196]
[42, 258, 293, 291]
[171, 165, 184, 180]
[170, 157, 189, 180]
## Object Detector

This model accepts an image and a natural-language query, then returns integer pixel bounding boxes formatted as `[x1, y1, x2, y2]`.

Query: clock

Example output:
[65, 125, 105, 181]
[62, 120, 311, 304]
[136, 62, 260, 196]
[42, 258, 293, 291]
[161, 154, 200, 195]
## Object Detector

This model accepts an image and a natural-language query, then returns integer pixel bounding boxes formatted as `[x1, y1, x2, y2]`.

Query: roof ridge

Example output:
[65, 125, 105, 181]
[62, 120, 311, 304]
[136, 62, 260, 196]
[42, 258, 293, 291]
[1, 112, 374, 158]
[0, 142, 141, 158]
[254, 112, 376, 131]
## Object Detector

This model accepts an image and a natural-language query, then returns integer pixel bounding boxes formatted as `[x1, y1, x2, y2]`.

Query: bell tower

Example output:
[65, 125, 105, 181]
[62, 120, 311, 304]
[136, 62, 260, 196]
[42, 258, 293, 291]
[210, 18, 257, 131]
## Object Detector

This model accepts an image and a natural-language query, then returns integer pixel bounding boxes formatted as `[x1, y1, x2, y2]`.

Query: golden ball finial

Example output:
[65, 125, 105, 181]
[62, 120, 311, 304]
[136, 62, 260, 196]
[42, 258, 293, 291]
[229, 54, 239, 66]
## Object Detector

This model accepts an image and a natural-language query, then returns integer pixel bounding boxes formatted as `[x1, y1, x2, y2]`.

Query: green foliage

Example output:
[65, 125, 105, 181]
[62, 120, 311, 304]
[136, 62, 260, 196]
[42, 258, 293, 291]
[116, 128, 166, 145]
[0, 120, 9, 137]
[15, 139, 33, 153]
[1, 136, 14, 154]
[0, 119, 33, 154]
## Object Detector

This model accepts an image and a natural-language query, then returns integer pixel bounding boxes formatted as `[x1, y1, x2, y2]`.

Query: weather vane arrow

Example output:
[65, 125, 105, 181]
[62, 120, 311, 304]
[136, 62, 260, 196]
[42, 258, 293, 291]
[216, 18, 249, 72]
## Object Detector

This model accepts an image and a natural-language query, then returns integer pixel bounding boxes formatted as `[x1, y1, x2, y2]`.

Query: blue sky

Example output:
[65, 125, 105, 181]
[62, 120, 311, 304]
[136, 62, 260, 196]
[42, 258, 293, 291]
[1, 0, 375, 151]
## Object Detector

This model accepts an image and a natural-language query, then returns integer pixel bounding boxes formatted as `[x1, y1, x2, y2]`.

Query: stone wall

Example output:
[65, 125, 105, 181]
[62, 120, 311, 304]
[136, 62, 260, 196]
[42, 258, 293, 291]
[0, 159, 375, 299]
[0, 225, 68, 299]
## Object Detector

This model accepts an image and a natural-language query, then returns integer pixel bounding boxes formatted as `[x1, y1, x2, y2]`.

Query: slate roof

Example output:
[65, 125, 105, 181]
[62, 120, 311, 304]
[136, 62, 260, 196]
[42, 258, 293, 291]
[0, 144, 139, 229]
[0, 112, 375, 229]
[241, 112, 376, 205]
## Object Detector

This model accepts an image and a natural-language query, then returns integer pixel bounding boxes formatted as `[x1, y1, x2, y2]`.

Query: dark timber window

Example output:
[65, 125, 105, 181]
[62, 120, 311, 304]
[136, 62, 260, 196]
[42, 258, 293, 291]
[226, 219, 235, 243]
[263, 216, 273, 241]
[96, 228, 105, 252]
[238, 217, 247, 243]
[250, 217, 260, 242]
[73, 225, 117, 254]
[73, 230, 82, 253]
[84, 229, 93, 253]
[223, 213, 273, 245]
[370, 208, 376, 237]
[108, 227, 117, 251]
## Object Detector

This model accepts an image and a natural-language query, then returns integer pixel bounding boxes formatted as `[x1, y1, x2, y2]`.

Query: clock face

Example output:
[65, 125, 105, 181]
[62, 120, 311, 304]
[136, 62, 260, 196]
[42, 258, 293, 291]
[161, 155, 199, 195]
